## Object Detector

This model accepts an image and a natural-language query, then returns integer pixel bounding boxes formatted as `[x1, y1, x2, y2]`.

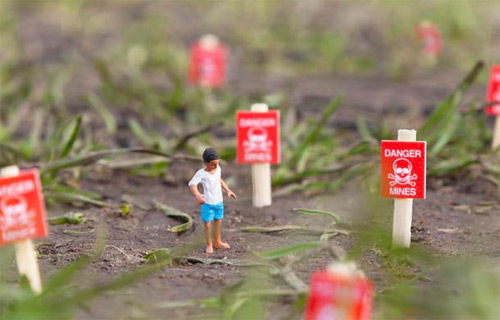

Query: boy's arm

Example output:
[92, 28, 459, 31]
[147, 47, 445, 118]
[189, 184, 206, 204]
[221, 178, 237, 199]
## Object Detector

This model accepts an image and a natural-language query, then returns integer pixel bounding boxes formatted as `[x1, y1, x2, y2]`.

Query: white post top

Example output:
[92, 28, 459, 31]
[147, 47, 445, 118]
[326, 262, 365, 278]
[0, 165, 20, 177]
[397, 129, 417, 142]
[251, 103, 269, 112]
[199, 34, 219, 50]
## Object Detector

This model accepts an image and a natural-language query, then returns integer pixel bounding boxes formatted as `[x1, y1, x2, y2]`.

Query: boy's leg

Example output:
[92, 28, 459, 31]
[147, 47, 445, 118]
[213, 219, 230, 249]
[203, 221, 214, 253]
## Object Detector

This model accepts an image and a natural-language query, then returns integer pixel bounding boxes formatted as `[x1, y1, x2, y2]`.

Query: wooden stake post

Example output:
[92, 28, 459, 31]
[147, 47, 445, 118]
[393, 130, 415, 248]
[492, 117, 500, 150]
[236, 104, 280, 208]
[251, 103, 272, 207]
[0, 166, 47, 294]
[381, 130, 426, 249]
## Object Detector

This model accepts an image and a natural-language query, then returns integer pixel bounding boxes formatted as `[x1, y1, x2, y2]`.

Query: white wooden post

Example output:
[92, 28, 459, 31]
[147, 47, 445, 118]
[392, 129, 416, 248]
[251, 103, 272, 207]
[0, 166, 43, 294]
[492, 116, 500, 150]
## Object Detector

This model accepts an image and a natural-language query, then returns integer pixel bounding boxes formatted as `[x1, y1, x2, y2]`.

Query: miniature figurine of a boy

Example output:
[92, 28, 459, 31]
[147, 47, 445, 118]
[189, 148, 236, 253]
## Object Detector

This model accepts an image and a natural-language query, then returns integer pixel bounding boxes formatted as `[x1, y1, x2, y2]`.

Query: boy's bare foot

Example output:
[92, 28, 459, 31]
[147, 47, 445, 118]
[206, 245, 214, 254]
[213, 241, 230, 249]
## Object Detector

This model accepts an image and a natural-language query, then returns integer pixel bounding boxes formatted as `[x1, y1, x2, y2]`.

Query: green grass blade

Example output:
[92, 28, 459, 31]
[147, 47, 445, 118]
[293, 208, 341, 223]
[144, 248, 172, 265]
[154, 200, 193, 232]
[241, 225, 307, 233]
[272, 162, 355, 187]
[56, 260, 171, 307]
[49, 192, 114, 207]
[29, 108, 44, 156]
[420, 61, 483, 143]
[87, 93, 117, 134]
[287, 96, 342, 168]
[429, 113, 461, 157]
[48, 212, 87, 225]
[63, 228, 95, 235]
[41, 148, 174, 175]
[58, 115, 82, 159]
[128, 118, 153, 146]
[356, 117, 377, 144]
[254, 242, 321, 260]
[173, 122, 223, 152]
[428, 157, 477, 176]
[42, 255, 91, 293]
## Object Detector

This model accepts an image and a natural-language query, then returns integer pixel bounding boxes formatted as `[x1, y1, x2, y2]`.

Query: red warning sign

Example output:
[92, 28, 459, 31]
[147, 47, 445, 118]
[236, 111, 280, 164]
[304, 271, 373, 320]
[416, 22, 442, 56]
[381, 141, 426, 199]
[0, 169, 48, 246]
[485, 65, 500, 116]
[188, 40, 228, 88]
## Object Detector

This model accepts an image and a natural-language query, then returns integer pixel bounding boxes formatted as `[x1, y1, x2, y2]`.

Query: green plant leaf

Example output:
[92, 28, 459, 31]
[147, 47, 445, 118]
[254, 242, 321, 260]
[287, 96, 342, 169]
[41, 148, 175, 175]
[58, 114, 82, 159]
[154, 200, 193, 232]
[293, 208, 341, 224]
[87, 93, 117, 134]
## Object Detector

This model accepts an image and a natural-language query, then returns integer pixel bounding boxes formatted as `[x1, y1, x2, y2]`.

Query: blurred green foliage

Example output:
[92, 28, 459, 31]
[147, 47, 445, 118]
[0, 0, 499, 319]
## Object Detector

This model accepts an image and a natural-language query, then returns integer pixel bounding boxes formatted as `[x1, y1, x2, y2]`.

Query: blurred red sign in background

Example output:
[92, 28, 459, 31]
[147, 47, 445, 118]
[416, 22, 442, 56]
[188, 40, 228, 88]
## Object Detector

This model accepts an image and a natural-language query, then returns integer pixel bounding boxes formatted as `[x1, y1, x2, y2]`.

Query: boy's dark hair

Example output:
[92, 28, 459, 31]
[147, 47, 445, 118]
[202, 148, 220, 163]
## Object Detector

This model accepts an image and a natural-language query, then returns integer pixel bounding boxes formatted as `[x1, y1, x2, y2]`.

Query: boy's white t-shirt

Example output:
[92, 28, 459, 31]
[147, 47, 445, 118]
[188, 166, 223, 205]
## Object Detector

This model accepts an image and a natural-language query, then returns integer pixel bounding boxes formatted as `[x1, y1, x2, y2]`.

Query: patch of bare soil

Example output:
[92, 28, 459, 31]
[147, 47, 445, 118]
[36, 147, 500, 319]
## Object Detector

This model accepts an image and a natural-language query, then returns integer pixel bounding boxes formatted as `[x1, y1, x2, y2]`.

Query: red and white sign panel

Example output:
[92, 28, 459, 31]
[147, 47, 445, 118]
[0, 169, 47, 246]
[485, 65, 500, 116]
[188, 41, 228, 88]
[381, 141, 426, 199]
[304, 271, 373, 320]
[416, 22, 442, 56]
[236, 111, 280, 164]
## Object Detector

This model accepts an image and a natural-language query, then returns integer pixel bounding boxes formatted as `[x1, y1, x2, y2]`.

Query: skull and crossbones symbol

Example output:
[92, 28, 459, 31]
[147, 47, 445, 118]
[243, 127, 273, 153]
[388, 158, 417, 186]
[0, 195, 34, 232]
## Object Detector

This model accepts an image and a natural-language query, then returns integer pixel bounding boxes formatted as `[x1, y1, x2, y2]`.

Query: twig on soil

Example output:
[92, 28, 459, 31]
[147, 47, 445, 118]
[104, 245, 146, 264]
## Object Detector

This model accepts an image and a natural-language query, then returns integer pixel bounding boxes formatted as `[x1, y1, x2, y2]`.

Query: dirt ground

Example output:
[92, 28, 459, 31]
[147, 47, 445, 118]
[3, 2, 500, 319]
[31, 73, 500, 319]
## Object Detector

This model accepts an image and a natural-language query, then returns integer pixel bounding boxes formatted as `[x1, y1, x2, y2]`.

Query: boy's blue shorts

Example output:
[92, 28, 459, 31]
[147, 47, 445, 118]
[201, 202, 224, 222]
